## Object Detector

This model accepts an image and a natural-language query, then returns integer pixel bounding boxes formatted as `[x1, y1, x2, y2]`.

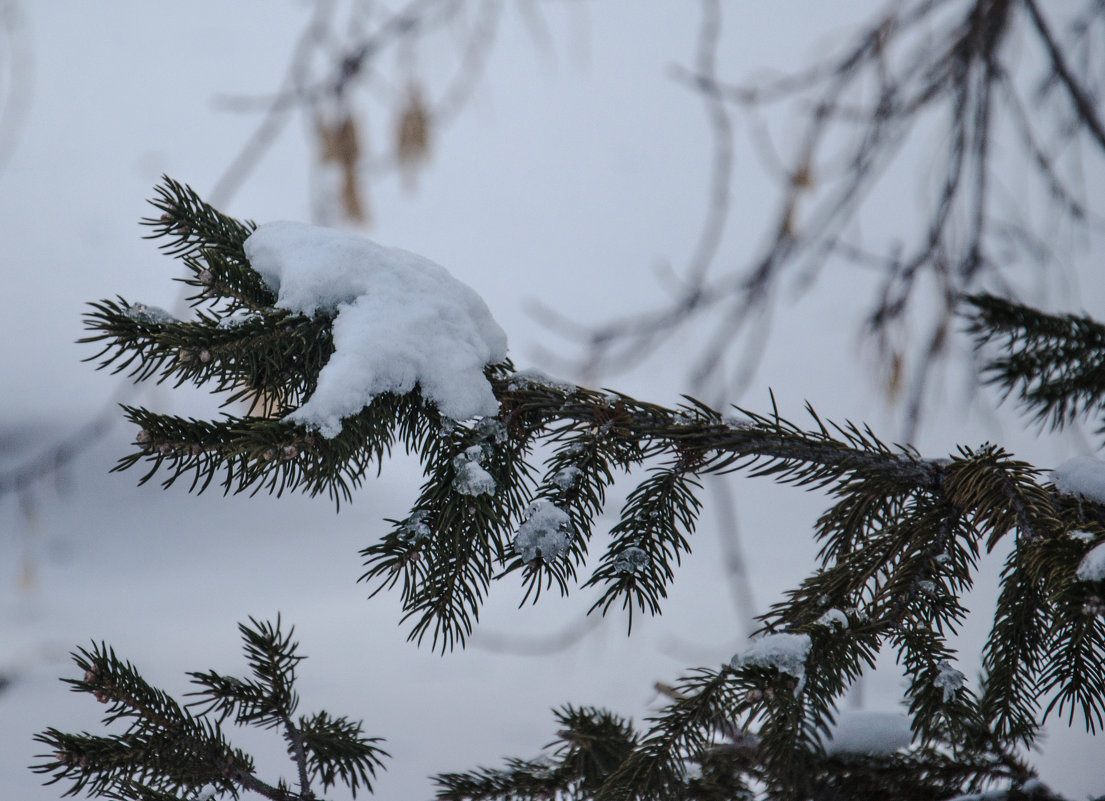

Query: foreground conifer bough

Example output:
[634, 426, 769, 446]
[36, 178, 1105, 800]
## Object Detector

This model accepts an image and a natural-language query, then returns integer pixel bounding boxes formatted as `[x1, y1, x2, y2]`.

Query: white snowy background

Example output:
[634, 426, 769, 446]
[1, 2, 1102, 799]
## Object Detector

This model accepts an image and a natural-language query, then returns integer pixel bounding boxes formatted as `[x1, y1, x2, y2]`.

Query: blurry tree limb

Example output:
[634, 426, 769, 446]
[1023, 0, 1105, 152]
[471, 615, 602, 656]
[208, 0, 340, 208]
[567, 0, 1105, 445]
[210, 0, 518, 212]
[0, 0, 31, 179]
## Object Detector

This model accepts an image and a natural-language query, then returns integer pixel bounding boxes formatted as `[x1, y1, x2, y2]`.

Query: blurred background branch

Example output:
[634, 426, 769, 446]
[559, 0, 1105, 445]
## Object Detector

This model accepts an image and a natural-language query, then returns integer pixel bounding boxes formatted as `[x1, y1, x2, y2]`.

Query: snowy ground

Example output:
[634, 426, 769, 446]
[1, 3, 1102, 799]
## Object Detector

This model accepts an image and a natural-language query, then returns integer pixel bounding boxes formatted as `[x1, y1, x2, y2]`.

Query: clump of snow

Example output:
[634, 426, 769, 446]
[399, 511, 432, 545]
[514, 500, 571, 563]
[1069, 529, 1096, 542]
[944, 790, 1021, 801]
[1076, 541, 1105, 582]
[244, 222, 508, 437]
[816, 608, 849, 629]
[1052, 457, 1105, 504]
[845, 606, 868, 623]
[823, 710, 912, 756]
[934, 659, 966, 702]
[125, 302, 176, 324]
[613, 546, 649, 575]
[723, 414, 752, 431]
[474, 417, 507, 444]
[506, 368, 575, 393]
[551, 465, 582, 490]
[560, 441, 586, 457]
[453, 445, 496, 497]
[731, 632, 812, 690]
[216, 309, 260, 328]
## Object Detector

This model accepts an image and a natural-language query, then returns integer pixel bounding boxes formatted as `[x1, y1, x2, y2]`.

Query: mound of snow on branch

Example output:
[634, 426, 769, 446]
[731, 631, 812, 691]
[245, 222, 508, 436]
[823, 711, 912, 756]
[1077, 541, 1105, 582]
[1051, 457, 1105, 504]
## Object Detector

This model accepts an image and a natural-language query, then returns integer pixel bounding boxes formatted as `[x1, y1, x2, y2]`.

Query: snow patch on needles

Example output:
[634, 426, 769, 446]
[453, 445, 496, 497]
[216, 309, 260, 329]
[398, 511, 432, 544]
[823, 711, 912, 756]
[731, 632, 812, 691]
[551, 465, 582, 490]
[125, 302, 176, 324]
[244, 222, 508, 437]
[514, 500, 571, 563]
[816, 608, 849, 629]
[1076, 541, 1105, 582]
[507, 368, 574, 393]
[934, 659, 966, 702]
[1051, 457, 1105, 504]
[613, 547, 649, 575]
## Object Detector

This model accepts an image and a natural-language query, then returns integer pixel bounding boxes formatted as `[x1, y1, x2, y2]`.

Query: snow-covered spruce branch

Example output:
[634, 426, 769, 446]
[33, 618, 387, 800]
[65, 180, 1105, 800]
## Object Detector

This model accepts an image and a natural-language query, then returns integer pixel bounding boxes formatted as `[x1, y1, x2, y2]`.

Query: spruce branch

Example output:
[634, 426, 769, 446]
[295, 711, 388, 798]
[1037, 547, 1105, 734]
[596, 666, 744, 801]
[32, 643, 253, 800]
[72, 181, 1105, 799]
[978, 544, 1050, 747]
[34, 618, 387, 801]
[361, 414, 540, 651]
[584, 463, 702, 631]
[434, 706, 639, 801]
[88, 185, 1096, 660]
[966, 293, 1105, 433]
[81, 299, 332, 416]
[143, 176, 257, 273]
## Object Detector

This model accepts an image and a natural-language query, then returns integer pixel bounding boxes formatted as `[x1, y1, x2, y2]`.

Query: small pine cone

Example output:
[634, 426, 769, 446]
[198, 269, 214, 285]
[135, 429, 152, 445]
[263, 448, 276, 461]
[198, 349, 212, 364]
[282, 444, 298, 459]
[190, 443, 203, 456]
[158, 443, 173, 455]
[83, 669, 98, 683]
